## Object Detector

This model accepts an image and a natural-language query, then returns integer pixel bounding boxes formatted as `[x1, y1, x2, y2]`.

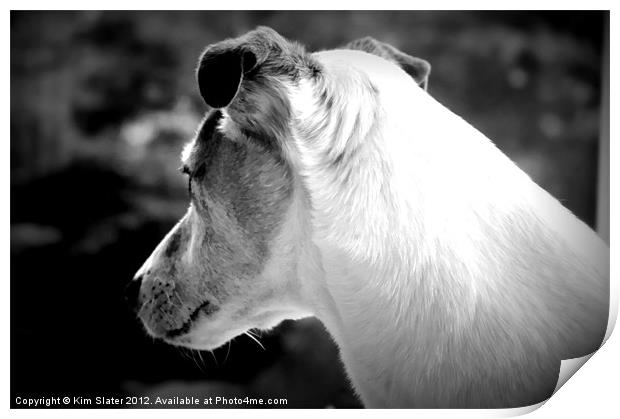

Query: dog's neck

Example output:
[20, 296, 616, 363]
[287, 58, 455, 406]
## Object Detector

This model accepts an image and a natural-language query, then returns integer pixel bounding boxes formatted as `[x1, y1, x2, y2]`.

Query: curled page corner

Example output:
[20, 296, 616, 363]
[550, 296, 618, 397]
[489, 353, 597, 418]
[494, 401, 546, 418]
[552, 352, 595, 396]
[487, 291, 616, 417]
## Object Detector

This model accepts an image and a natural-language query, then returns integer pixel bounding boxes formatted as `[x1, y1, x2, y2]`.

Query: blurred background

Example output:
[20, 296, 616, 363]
[10, 11, 608, 408]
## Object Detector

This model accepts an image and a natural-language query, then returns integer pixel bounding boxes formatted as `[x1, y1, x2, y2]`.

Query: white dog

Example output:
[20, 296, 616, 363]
[128, 27, 609, 408]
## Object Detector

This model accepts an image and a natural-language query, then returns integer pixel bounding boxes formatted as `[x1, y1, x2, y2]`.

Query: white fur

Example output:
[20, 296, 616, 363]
[277, 50, 608, 407]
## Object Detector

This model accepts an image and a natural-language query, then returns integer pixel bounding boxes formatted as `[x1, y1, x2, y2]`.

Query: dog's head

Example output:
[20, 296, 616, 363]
[127, 27, 430, 350]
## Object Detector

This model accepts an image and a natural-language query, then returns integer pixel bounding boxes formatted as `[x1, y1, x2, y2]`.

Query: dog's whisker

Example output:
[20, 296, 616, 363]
[244, 331, 265, 351]
[224, 340, 232, 364]
[194, 349, 207, 372]
[196, 349, 207, 371]
[209, 350, 218, 366]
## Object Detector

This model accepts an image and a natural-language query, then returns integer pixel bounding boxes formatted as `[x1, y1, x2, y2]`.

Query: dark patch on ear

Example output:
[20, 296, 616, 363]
[196, 27, 286, 109]
[197, 49, 258, 108]
[197, 27, 319, 108]
[345, 36, 431, 90]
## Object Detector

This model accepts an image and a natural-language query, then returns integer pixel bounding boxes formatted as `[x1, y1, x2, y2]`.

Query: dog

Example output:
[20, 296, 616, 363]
[127, 26, 609, 408]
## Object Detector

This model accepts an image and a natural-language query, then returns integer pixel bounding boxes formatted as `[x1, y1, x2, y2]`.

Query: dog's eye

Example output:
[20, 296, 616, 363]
[179, 165, 191, 176]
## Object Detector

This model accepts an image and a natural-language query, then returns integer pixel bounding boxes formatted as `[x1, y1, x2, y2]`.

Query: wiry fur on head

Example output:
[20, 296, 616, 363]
[132, 27, 608, 408]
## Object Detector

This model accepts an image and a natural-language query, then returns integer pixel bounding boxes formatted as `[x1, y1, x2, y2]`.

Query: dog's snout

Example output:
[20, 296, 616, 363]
[125, 274, 143, 313]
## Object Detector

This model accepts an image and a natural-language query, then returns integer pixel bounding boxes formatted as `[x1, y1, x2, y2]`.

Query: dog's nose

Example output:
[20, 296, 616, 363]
[124, 274, 143, 313]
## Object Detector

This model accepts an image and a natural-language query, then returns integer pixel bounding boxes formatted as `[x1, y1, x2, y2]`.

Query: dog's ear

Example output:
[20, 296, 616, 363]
[345, 37, 431, 90]
[197, 45, 259, 108]
[196, 27, 295, 108]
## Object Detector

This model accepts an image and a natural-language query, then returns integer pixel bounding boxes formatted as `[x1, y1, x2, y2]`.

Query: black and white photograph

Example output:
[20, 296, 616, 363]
[9, 9, 612, 411]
